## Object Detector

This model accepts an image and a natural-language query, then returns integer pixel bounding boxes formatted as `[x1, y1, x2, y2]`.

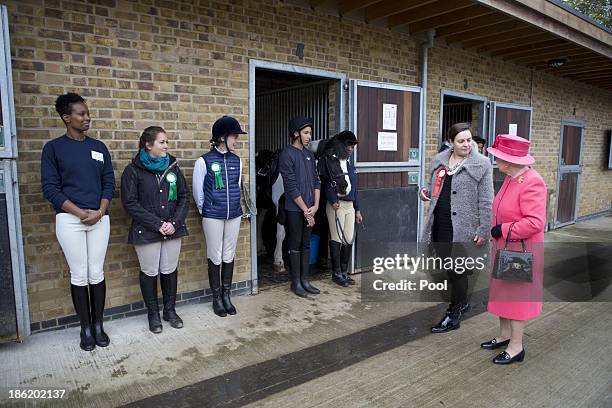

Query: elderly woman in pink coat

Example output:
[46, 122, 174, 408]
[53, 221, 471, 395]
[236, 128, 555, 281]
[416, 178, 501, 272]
[482, 134, 547, 365]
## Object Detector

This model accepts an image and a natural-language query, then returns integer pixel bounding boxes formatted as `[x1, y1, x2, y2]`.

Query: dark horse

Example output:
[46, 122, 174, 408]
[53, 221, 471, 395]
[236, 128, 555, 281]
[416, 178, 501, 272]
[316, 136, 350, 197]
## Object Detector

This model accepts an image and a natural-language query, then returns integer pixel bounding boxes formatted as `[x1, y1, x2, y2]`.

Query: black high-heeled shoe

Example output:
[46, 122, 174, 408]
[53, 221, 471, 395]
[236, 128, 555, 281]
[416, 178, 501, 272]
[493, 349, 525, 364]
[480, 338, 510, 350]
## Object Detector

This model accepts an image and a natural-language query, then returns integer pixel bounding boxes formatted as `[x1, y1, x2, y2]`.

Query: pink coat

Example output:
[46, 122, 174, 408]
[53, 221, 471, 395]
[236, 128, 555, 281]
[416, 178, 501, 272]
[488, 168, 547, 321]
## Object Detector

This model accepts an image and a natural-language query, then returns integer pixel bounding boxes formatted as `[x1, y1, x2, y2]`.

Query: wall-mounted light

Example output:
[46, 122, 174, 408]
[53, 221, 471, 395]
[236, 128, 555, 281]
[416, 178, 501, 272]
[548, 58, 567, 68]
[295, 43, 305, 60]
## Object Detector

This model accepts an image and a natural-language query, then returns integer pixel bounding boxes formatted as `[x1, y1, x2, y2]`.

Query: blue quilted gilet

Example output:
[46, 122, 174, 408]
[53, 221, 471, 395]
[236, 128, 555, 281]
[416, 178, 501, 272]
[201, 149, 242, 219]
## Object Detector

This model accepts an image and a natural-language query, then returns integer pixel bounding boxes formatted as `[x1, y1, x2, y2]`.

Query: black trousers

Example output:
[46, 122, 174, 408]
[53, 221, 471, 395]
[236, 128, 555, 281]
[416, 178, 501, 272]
[432, 224, 468, 306]
[285, 211, 312, 253]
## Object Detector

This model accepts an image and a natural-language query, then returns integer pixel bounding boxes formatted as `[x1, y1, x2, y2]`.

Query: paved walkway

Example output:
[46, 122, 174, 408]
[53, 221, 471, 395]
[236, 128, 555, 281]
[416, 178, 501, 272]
[0, 215, 610, 407]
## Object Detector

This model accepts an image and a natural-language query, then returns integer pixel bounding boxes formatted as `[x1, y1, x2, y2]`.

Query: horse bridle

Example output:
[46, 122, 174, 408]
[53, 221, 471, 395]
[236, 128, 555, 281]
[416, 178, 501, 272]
[322, 152, 348, 192]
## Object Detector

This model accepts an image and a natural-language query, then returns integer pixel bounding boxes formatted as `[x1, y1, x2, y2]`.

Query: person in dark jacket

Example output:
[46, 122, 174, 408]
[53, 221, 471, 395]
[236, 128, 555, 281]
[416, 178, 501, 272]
[324, 131, 363, 287]
[192, 116, 245, 317]
[278, 116, 321, 298]
[121, 126, 189, 333]
[41, 93, 115, 351]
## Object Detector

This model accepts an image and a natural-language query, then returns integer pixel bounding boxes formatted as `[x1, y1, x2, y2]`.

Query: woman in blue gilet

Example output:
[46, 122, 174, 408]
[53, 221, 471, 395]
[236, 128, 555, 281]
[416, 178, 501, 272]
[193, 116, 245, 317]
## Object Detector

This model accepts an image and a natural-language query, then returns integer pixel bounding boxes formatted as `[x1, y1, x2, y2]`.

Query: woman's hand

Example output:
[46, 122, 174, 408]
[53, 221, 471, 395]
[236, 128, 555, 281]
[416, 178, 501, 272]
[419, 188, 431, 202]
[78, 209, 89, 221]
[473, 234, 486, 246]
[332, 202, 340, 210]
[355, 210, 363, 224]
[160, 222, 175, 235]
[81, 209, 102, 225]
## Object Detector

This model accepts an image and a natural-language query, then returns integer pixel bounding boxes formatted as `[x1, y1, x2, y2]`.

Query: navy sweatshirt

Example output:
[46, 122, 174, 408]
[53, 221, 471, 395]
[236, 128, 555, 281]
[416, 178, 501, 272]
[325, 160, 360, 210]
[278, 145, 321, 212]
[41, 135, 115, 214]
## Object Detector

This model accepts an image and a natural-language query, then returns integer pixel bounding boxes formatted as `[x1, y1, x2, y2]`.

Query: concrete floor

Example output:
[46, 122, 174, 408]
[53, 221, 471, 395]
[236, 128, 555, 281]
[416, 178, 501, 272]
[1, 215, 611, 407]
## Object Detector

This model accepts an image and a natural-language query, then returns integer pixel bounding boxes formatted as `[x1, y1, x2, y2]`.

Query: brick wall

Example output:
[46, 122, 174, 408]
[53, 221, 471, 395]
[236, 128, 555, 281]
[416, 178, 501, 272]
[6, 0, 611, 324]
[6, 0, 420, 323]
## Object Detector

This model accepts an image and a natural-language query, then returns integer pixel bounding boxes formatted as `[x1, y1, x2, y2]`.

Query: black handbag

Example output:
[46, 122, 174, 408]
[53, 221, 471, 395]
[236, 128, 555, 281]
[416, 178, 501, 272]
[493, 223, 533, 282]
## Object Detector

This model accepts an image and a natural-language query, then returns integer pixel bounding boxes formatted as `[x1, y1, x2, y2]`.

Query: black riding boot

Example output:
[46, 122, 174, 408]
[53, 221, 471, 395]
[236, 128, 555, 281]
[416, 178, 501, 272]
[208, 259, 227, 317]
[221, 261, 237, 315]
[89, 280, 110, 347]
[160, 270, 183, 328]
[289, 250, 308, 298]
[330, 241, 348, 287]
[70, 284, 96, 351]
[300, 250, 320, 294]
[431, 303, 463, 333]
[139, 272, 162, 333]
[340, 244, 355, 285]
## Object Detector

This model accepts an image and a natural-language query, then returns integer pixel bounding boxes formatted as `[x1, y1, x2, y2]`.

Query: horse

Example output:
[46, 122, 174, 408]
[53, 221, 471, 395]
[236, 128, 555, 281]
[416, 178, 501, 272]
[255, 150, 284, 266]
[316, 136, 351, 199]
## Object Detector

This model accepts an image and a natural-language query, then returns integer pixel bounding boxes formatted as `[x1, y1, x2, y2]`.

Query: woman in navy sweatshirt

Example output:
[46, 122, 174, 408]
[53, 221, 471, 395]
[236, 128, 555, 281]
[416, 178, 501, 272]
[121, 126, 189, 333]
[41, 93, 115, 351]
[192, 116, 245, 317]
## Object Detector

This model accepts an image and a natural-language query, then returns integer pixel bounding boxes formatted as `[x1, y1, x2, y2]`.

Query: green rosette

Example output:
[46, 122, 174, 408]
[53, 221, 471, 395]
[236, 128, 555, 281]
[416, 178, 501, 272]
[166, 172, 177, 201]
[211, 162, 224, 189]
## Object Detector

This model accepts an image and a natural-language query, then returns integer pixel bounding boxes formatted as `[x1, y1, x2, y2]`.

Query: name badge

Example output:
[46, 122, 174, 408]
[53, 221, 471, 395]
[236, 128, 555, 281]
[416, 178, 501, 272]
[91, 150, 104, 162]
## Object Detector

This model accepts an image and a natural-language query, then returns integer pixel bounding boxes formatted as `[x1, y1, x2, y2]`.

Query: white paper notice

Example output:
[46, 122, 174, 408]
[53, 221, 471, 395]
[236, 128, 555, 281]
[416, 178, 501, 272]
[378, 132, 397, 151]
[508, 123, 518, 136]
[382, 104, 397, 130]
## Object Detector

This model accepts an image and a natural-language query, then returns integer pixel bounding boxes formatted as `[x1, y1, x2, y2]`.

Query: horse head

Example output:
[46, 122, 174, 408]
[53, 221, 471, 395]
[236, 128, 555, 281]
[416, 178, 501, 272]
[317, 136, 350, 197]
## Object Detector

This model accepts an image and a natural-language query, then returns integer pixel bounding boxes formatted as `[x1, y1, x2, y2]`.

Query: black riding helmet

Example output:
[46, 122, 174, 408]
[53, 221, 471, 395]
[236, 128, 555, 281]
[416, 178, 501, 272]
[211, 115, 246, 144]
[288, 116, 314, 139]
[336, 130, 358, 146]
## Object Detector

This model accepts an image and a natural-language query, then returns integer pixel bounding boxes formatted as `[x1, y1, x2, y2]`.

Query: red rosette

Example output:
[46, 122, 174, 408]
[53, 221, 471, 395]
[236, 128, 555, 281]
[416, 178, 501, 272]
[432, 167, 447, 198]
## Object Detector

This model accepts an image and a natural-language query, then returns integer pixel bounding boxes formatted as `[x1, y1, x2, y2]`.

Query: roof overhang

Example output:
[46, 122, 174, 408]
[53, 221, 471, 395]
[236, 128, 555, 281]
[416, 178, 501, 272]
[300, 0, 612, 91]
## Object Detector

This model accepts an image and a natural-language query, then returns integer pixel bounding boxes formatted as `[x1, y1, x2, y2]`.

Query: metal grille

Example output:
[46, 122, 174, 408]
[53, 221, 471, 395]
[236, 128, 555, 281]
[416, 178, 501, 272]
[256, 81, 329, 152]
[442, 102, 472, 140]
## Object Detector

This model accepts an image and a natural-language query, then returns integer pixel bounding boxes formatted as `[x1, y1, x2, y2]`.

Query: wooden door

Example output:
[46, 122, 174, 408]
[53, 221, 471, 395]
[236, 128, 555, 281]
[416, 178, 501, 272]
[489, 102, 532, 194]
[350, 81, 422, 272]
[555, 122, 584, 227]
[355, 85, 421, 165]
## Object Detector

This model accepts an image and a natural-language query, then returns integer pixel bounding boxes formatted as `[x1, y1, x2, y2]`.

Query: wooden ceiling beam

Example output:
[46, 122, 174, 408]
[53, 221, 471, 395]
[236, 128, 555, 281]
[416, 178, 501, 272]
[478, 34, 558, 54]
[460, 26, 540, 49]
[505, 45, 586, 61]
[477, 32, 553, 53]
[514, 50, 594, 65]
[388, 0, 473, 29]
[542, 59, 612, 72]
[492, 39, 569, 58]
[338, 0, 382, 15]
[435, 13, 511, 37]
[366, 0, 436, 22]
[550, 63, 612, 75]
[446, 19, 528, 44]
[408, 5, 492, 33]
[529, 55, 606, 69]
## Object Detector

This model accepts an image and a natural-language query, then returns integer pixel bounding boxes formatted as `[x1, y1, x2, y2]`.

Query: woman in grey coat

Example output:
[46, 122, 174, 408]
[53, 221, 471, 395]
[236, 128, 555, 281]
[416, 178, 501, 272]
[420, 122, 493, 333]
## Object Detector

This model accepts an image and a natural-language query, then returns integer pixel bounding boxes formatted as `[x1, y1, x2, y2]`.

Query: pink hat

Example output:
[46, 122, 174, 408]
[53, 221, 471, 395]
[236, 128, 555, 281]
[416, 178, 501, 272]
[487, 134, 535, 165]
